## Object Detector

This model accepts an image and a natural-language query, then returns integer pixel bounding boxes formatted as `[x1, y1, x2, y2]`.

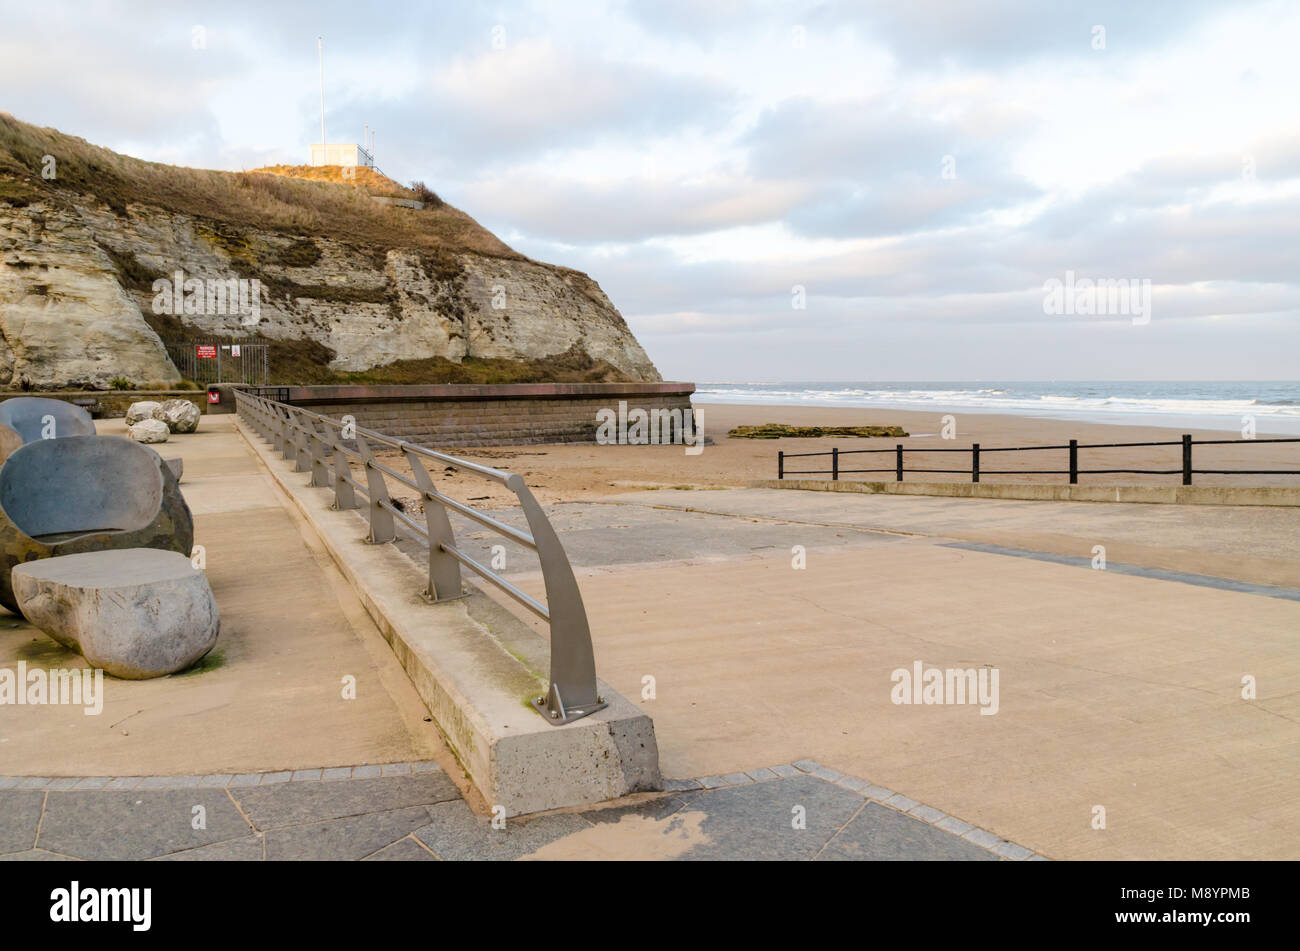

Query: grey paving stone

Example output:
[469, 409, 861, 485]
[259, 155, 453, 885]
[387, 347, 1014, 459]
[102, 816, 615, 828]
[154, 836, 264, 861]
[936, 816, 975, 836]
[259, 771, 292, 785]
[351, 765, 382, 779]
[744, 768, 780, 783]
[862, 785, 894, 800]
[133, 776, 173, 790]
[169, 776, 203, 789]
[663, 778, 702, 791]
[362, 836, 440, 861]
[321, 767, 353, 782]
[229, 773, 263, 788]
[908, 804, 948, 824]
[414, 800, 591, 861]
[291, 769, 322, 782]
[883, 794, 920, 812]
[0, 791, 45, 854]
[994, 841, 1035, 861]
[72, 777, 112, 791]
[231, 773, 461, 830]
[14, 777, 50, 789]
[810, 766, 844, 783]
[769, 764, 801, 779]
[103, 777, 141, 791]
[1029, 854, 1051, 861]
[579, 795, 688, 827]
[791, 759, 821, 773]
[697, 775, 728, 789]
[675, 775, 865, 861]
[962, 828, 1003, 850]
[44, 778, 83, 791]
[818, 802, 999, 862]
[721, 772, 753, 786]
[198, 774, 233, 788]
[37, 790, 254, 860]
[0, 778, 17, 790]
[411, 762, 442, 775]
[0, 849, 80, 861]
[381, 763, 411, 776]
[836, 776, 869, 794]
[266, 806, 433, 861]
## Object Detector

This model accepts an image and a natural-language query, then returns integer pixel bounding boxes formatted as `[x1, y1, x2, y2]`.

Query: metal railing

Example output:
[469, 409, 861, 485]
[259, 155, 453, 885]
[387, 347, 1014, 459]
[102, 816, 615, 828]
[234, 389, 606, 726]
[778, 435, 1300, 485]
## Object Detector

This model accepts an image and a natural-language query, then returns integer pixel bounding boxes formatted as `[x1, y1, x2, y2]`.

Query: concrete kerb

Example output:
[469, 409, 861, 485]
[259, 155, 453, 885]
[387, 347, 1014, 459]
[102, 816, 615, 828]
[753, 478, 1300, 507]
[235, 417, 662, 817]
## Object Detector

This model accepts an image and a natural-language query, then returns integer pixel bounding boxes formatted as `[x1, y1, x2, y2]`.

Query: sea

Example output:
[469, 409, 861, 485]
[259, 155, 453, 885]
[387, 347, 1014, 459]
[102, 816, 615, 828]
[694, 382, 1300, 435]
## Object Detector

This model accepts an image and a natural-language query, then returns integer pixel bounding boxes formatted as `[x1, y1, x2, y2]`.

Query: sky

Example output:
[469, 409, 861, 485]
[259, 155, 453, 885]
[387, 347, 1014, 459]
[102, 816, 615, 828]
[3, 0, 1298, 382]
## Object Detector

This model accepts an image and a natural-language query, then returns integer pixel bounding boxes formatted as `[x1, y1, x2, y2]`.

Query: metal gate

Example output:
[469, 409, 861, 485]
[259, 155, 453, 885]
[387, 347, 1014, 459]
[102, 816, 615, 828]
[164, 340, 269, 386]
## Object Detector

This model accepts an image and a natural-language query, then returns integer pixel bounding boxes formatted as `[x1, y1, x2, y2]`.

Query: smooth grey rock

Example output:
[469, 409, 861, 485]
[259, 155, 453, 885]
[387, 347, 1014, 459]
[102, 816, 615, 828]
[124, 401, 161, 426]
[0, 434, 194, 615]
[12, 548, 219, 679]
[0, 398, 95, 458]
[128, 418, 169, 443]
[152, 399, 200, 434]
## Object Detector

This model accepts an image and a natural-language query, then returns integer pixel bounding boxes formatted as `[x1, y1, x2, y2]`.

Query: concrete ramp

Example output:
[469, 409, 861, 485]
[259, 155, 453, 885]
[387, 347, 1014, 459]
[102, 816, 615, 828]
[237, 418, 661, 816]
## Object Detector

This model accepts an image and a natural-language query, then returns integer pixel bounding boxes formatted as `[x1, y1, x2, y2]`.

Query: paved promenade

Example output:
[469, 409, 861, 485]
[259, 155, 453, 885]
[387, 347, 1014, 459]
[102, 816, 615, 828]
[4, 417, 1297, 860]
[0, 760, 1037, 861]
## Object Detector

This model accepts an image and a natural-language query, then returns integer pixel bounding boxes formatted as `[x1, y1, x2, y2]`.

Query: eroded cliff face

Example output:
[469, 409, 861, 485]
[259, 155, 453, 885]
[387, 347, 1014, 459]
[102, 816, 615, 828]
[0, 193, 661, 388]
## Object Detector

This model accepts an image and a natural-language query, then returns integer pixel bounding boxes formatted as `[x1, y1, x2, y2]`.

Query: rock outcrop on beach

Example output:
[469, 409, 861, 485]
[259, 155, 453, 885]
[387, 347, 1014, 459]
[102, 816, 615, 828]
[0, 114, 661, 389]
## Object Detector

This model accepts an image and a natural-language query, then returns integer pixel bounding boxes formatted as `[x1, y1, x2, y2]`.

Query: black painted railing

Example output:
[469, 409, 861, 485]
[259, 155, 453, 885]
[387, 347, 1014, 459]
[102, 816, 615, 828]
[778, 435, 1300, 485]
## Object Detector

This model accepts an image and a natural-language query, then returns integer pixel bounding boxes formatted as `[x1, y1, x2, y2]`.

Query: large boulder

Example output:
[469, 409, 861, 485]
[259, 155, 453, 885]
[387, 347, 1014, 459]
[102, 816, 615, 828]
[125, 401, 161, 426]
[153, 398, 200, 434]
[129, 418, 170, 443]
[12, 549, 219, 679]
[0, 434, 193, 615]
[0, 397, 96, 443]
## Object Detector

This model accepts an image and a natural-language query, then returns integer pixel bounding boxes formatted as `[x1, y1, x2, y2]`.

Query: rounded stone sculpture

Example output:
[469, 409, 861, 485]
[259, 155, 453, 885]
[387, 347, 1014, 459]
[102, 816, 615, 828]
[124, 401, 161, 426]
[0, 435, 194, 616]
[153, 398, 200, 434]
[0, 397, 96, 464]
[12, 549, 219, 679]
[129, 418, 170, 443]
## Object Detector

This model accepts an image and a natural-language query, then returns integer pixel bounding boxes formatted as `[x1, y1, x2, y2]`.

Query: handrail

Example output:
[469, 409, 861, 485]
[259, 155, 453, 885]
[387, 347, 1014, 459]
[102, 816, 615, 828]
[233, 388, 606, 726]
[777, 434, 1300, 485]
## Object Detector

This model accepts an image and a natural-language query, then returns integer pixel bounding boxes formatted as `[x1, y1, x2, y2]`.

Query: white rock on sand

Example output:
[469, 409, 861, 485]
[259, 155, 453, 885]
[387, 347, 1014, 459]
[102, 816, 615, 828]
[124, 400, 161, 425]
[128, 417, 170, 443]
[153, 398, 200, 433]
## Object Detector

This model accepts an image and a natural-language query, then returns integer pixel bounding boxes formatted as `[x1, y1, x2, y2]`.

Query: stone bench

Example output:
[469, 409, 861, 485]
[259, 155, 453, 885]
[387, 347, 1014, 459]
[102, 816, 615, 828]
[12, 549, 219, 679]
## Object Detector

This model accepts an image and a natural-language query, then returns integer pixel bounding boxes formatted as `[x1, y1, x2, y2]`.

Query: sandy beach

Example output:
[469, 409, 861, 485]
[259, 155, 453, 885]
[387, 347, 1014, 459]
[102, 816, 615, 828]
[374, 402, 1300, 509]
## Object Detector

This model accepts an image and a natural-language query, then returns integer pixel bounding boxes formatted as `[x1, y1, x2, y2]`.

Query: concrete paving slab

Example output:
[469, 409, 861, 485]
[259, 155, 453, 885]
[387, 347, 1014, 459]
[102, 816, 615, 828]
[36, 790, 253, 860]
[362, 836, 439, 861]
[415, 799, 592, 861]
[0, 790, 45, 854]
[817, 803, 998, 862]
[265, 806, 433, 861]
[153, 836, 264, 862]
[230, 773, 461, 830]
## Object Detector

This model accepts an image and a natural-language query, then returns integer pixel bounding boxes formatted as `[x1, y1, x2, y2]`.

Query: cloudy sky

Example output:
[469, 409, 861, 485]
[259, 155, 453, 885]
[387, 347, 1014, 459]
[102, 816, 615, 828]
[4, 0, 1299, 382]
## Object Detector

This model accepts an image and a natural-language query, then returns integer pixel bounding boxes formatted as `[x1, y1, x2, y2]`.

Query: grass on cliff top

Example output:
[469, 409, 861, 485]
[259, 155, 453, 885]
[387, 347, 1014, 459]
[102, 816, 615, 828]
[728, 423, 909, 439]
[0, 112, 520, 259]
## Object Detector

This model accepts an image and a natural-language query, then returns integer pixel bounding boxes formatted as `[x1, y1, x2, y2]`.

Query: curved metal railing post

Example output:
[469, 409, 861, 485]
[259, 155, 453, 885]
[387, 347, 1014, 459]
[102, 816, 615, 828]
[355, 433, 395, 544]
[508, 474, 607, 724]
[404, 449, 464, 603]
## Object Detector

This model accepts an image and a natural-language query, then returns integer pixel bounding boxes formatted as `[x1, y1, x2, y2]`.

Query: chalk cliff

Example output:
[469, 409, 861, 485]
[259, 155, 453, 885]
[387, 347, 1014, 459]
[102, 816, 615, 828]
[0, 114, 661, 389]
